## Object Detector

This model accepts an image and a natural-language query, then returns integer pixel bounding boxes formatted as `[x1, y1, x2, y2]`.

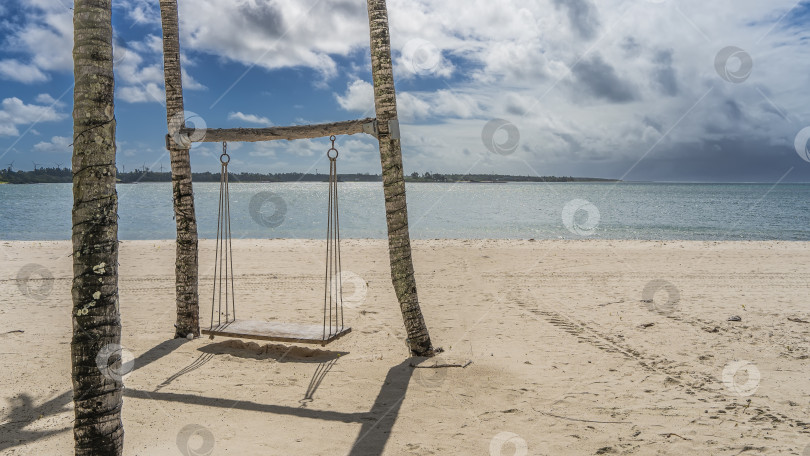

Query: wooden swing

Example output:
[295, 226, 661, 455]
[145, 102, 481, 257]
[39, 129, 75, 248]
[201, 136, 351, 345]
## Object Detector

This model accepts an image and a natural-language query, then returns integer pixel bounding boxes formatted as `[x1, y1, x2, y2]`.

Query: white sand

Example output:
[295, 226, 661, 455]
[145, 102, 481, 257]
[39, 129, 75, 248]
[0, 239, 809, 455]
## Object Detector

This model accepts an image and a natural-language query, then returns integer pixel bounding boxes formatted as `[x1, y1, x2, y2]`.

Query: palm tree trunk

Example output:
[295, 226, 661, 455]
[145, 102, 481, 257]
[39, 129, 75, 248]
[159, 0, 200, 338]
[71, 0, 124, 453]
[366, 0, 435, 357]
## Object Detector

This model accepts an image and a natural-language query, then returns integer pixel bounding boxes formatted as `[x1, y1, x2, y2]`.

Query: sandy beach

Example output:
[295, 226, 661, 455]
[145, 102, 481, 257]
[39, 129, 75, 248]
[1, 239, 809, 455]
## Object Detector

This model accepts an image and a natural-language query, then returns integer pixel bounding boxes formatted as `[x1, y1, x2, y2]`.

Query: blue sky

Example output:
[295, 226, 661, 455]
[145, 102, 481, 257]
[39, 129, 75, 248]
[1, 0, 810, 181]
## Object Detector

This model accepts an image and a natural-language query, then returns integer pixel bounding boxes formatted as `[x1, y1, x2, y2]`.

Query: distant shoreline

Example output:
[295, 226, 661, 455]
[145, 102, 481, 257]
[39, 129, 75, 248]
[0, 169, 620, 184]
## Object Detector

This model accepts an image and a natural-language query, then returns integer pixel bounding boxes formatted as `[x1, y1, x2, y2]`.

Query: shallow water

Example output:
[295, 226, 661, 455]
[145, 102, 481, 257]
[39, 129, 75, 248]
[0, 182, 808, 240]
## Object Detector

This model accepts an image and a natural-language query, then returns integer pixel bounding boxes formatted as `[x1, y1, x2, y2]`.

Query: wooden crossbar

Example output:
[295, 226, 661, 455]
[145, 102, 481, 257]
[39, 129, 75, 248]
[181, 117, 375, 143]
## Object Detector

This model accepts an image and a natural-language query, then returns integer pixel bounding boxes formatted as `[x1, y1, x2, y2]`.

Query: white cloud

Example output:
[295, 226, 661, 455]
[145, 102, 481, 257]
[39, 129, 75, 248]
[33, 135, 71, 153]
[34, 93, 57, 104]
[0, 97, 64, 124]
[118, 83, 165, 104]
[335, 80, 374, 113]
[228, 112, 272, 125]
[0, 96, 65, 137]
[0, 59, 49, 83]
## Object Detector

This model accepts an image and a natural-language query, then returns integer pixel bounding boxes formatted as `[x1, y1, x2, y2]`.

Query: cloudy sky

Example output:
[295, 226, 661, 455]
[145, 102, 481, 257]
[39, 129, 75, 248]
[1, 0, 809, 181]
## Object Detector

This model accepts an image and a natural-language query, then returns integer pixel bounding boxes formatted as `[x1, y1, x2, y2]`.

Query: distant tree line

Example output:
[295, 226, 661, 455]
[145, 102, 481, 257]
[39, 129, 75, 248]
[406, 172, 619, 183]
[0, 167, 619, 184]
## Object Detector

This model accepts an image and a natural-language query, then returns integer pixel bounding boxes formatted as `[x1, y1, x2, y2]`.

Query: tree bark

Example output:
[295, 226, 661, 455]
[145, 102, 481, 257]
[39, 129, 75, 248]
[160, 0, 200, 338]
[367, 0, 434, 357]
[71, 0, 124, 454]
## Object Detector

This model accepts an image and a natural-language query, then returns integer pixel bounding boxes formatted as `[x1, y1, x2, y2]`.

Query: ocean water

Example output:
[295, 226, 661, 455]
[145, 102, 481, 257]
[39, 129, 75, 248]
[0, 182, 808, 241]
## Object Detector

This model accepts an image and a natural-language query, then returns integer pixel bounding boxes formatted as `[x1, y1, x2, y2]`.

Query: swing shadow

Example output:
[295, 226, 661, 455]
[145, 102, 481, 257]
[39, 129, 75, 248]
[0, 338, 189, 453]
[123, 358, 418, 456]
[198, 339, 348, 363]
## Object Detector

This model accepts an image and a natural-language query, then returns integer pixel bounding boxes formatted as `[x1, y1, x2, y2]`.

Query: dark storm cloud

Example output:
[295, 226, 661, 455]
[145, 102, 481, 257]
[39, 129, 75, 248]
[552, 0, 601, 40]
[613, 139, 810, 182]
[621, 36, 642, 57]
[571, 54, 638, 103]
[652, 49, 679, 96]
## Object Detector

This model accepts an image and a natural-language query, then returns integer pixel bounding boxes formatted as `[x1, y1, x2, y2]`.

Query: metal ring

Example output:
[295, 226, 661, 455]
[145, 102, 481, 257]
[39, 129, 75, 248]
[220, 153, 230, 164]
[327, 148, 338, 159]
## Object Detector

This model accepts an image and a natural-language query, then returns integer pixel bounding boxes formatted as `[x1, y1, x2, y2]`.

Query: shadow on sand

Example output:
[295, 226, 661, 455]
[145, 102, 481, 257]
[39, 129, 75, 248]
[0, 338, 188, 453]
[3, 337, 421, 456]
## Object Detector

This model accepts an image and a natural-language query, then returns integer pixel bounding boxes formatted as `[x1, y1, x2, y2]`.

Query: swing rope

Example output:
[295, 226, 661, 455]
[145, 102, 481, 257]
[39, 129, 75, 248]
[211, 142, 235, 330]
[208, 137, 346, 343]
[323, 135, 345, 339]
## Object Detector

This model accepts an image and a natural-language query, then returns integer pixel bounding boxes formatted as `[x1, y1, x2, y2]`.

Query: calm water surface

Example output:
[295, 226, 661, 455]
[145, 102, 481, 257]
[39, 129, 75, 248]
[0, 182, 808, 241]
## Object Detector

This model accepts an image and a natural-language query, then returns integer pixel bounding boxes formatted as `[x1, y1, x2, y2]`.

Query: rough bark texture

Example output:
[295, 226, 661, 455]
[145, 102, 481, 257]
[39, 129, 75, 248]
[185, 118, 375, 143]
[71, 0, 124, 454]
[367, 0, 434, 357]
[160, 0, 200, 338]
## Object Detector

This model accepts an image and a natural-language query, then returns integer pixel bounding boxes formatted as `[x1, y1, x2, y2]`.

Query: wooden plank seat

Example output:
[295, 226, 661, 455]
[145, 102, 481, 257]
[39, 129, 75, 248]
[201, 320, 351, 345]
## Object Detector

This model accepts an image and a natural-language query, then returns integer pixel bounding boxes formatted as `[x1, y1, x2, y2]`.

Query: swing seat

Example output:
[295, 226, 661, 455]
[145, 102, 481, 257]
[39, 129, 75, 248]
[202, 320, 351, 345]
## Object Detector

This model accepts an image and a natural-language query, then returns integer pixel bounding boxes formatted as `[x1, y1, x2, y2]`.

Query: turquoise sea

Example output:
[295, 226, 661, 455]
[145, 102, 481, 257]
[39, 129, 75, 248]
[0, 182, 808, 241]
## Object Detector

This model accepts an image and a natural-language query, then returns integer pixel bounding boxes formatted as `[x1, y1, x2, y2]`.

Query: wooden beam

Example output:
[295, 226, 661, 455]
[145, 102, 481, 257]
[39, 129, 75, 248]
[182, 118, 376, 143]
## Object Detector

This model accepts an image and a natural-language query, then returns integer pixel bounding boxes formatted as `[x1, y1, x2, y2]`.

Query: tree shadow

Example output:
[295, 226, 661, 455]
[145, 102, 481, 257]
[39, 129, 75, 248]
[0, 338, 188, 452]
[124, 358, 418, 456]
[346, 359, 415, 456]
[0, 392, 72, 453]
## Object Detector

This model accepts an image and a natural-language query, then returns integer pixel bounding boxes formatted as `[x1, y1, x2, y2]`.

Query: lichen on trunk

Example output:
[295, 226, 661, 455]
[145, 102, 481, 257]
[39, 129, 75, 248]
[71, 0, 124, 453]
